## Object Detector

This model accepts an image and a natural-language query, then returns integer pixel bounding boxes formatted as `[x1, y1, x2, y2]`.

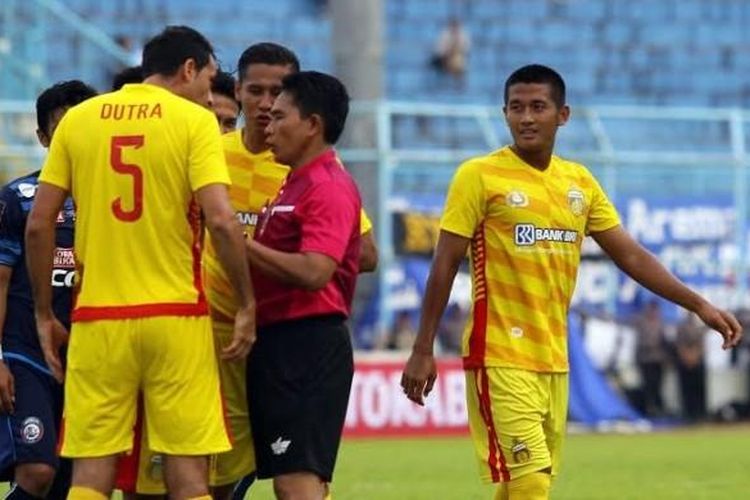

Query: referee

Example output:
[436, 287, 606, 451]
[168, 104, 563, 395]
[244, 71, 361, 500]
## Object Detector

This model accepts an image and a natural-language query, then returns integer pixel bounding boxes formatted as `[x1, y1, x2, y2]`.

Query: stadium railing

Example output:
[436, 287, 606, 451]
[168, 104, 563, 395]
[3, 99, 750, 331]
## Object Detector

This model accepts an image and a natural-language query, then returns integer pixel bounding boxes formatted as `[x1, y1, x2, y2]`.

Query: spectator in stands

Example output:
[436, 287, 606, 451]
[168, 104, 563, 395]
[107, 36, 143, 91]
[388, 311, 418, 351]
[115, 35, 142, 66]
[430, 17, 471, 89]
[633, 299, 670, 417]
[437, 303, 465, 354]
[675, 312, 706, 422]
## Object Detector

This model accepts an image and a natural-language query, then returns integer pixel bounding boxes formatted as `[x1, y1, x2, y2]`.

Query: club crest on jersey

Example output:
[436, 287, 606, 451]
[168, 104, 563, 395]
[21, 417, 44, 444]
[17, 183, 37, 198]
[511, 438, 531, 463]
[149, 454, 164, 480]
[506, 190, 529, 208]
[567, 188, 586, 216]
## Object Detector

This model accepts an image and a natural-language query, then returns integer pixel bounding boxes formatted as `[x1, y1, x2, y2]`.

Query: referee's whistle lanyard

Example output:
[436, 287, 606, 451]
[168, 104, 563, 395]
[257, 175, 290, 238]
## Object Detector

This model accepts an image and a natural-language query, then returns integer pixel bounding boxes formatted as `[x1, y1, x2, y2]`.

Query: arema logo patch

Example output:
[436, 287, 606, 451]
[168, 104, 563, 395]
[21, 417, 44, 444]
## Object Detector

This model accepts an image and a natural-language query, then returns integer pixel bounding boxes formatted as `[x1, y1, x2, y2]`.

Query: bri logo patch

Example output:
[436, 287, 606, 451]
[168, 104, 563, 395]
[514, 224, 578, 246]
[21, 417, 44, 444]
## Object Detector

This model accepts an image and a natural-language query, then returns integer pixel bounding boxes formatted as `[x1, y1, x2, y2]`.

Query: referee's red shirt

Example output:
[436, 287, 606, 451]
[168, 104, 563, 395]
[252, 148, 362, 327]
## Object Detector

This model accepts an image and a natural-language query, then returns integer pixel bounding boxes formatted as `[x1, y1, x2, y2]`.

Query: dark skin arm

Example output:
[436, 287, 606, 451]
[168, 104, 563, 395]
[592, 225, 742, 349]
[358, 229, 378, 273]
[196, 183, 256, 361]
[246, 238, 338, 291]
[401, 230, 469, 405]
[25, 182, 69, 382]
[0, 265, 15, 413]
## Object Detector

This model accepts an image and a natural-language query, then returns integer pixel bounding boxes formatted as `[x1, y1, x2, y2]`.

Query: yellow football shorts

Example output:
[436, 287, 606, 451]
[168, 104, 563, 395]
[465, 367, 568, 483]
[61, 316, 231, 458]
[210, 321, 255, 486]
[114, 321, 255, 494]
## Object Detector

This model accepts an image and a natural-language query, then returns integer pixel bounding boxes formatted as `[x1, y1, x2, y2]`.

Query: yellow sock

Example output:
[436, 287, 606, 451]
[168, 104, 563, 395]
[494, 483, 509, 500]
[186, 497, 212, 500]
[507, 472, 551, 500]
[67, 486, 108, 500]
[324, 495, 332, 500]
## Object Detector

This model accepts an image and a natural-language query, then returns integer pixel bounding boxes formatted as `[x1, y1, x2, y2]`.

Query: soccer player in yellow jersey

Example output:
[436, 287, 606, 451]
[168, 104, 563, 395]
[25, 26, 255, 500]
[401, 64, 743, 500]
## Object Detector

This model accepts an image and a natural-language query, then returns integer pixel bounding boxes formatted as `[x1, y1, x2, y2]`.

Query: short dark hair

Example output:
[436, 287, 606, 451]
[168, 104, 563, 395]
[281, 71, 349, 144]
[112, 65, 143, 91]
[211, 70, 237, 102]
[504, 64, 566, 108]
[237, 42, 300, 80]
[142, 26, 215, 78]
[36, 80, 97, 134]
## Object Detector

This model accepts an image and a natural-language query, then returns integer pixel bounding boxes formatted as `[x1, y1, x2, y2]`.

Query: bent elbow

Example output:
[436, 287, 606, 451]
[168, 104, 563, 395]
[205, 212, 239, 240]
[302, 274, 329, 291]
[359, 251, 378, 273]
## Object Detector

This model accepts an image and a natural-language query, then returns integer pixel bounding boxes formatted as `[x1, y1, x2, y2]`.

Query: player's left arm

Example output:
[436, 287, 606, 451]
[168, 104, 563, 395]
[593, 225, 742, 349]
[247, 181, 357, 290]
[25, 182, 70, 381]
[359, 229, 378, 273]
[246, 241, 337, 290]
[358, 209, 378, 273]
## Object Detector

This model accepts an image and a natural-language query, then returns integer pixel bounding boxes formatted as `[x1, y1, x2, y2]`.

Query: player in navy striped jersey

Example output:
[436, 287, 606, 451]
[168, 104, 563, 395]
[0, 80, 97, 500]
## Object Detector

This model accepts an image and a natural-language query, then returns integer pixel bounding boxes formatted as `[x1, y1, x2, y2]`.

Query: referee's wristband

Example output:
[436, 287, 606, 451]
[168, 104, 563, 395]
[0, 349, 3, 361]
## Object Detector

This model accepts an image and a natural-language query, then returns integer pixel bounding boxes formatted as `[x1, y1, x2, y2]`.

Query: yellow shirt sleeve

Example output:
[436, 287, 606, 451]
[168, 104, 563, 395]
[360, 209, 373, 235]
[38, 111, 72, 190]
[586, 172, 620, 234]
[440, 159, 485, 238]
[188, 108, 231, 191]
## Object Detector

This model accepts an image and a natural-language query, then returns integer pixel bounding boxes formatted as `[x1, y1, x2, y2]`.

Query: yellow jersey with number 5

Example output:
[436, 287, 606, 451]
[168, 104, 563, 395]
[39, 83, 230, 321]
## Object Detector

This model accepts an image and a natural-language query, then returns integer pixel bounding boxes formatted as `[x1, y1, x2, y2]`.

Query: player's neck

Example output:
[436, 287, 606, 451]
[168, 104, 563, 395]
[511, 144, 553, 171]
[242, 127, 269, 155]
[289, 143, 330, 171]
[143, 74, 180, 96]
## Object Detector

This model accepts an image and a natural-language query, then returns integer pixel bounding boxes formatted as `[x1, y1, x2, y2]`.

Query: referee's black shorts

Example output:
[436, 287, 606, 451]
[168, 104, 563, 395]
[246, 314, 354, 482]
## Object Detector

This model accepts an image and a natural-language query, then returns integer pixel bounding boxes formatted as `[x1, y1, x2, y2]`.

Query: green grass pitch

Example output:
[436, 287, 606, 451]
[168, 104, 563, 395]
[2, 426, 749, 499]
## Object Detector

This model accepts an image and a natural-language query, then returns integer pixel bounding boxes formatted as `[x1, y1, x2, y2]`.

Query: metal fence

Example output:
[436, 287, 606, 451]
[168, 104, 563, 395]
[3, 100, 750, 331]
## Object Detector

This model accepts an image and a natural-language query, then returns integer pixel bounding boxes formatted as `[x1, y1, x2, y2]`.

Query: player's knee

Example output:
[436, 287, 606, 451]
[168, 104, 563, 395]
[507, 471, 551, 500]
[273, 474, 325, 500]
[15, 462, 57, 497]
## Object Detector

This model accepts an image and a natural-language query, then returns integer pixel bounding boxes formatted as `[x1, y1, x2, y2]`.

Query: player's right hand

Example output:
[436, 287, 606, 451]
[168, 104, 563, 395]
[695, 302, 743, 350]
[36, 314, 69, 383]
[222, 305, 256, 361]
[401, 350, 438, 407]
[0, 361, 15, 414]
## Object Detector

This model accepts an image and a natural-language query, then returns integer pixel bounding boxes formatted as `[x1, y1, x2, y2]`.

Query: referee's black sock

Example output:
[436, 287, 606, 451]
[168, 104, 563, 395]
[231, 472, 257, 500]
[4, 484, 44, 500]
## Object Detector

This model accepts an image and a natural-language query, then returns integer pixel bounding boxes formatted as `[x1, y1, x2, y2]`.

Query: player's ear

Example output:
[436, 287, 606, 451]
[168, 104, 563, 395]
[182, 58, 197, 82]
[234, 79, 242, 102]
[307, 113, 323, 139]
[557, 104, 570, 127]
[36, 128, 50, 148]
